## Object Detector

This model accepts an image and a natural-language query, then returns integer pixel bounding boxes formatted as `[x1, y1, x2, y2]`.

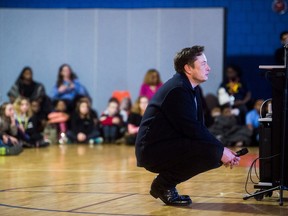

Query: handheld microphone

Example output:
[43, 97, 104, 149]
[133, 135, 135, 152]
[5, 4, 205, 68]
[235, 148, 248, 157]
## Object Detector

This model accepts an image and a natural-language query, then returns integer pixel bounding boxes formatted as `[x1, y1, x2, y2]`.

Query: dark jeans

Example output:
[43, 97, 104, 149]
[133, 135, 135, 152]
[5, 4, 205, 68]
[102, 125, 119, 142]
[17, 128, 43, 146]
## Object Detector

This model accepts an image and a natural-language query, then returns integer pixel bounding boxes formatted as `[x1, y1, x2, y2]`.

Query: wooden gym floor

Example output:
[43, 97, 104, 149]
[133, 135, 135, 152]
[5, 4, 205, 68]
[0, 144, 287, 216]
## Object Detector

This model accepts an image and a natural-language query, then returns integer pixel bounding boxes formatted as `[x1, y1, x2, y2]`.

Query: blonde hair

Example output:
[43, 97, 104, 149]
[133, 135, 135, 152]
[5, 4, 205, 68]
[13, 97, 33, 118]
[131, 96, 148, 114]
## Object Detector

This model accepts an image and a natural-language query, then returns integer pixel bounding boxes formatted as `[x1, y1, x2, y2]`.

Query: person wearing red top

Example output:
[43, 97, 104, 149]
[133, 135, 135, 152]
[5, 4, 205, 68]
[100, 97, 123, 143]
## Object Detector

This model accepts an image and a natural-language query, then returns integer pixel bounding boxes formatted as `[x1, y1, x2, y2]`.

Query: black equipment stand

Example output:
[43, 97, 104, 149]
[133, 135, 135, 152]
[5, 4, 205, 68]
[243, 44, 288, 205]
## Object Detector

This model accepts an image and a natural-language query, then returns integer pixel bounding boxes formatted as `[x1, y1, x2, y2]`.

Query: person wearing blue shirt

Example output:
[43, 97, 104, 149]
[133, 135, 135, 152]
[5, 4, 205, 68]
[51, 64, 90, 113]
[246, 99, 264, 144]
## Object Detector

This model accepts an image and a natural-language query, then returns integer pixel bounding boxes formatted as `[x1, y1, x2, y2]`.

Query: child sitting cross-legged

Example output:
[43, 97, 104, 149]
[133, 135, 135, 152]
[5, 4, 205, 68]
[66, 98, 103, 144]
[100, 97, 124, 143]
[124, 96, 149, 145]
[47, 99, 69, 144]
[13, 97, 49, 147]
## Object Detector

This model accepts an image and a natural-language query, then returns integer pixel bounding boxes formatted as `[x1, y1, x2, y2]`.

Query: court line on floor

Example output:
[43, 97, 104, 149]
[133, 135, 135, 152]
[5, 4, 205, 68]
[0, 181, 149, 191]
[0, 179, 247, 193]
[0, 168, 251, 179]
[68, 193, 137, 212]
[0, 203, 154, 216]
[0, 168, 145, 173]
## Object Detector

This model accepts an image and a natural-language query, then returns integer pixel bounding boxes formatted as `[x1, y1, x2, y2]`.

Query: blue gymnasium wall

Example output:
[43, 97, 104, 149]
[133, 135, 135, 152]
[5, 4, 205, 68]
[1, 0, 287, 101]
[0, 8, 224, 112]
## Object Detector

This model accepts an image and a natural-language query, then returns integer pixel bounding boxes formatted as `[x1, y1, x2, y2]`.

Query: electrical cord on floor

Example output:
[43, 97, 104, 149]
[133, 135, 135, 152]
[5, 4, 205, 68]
[244, 153, 280, 195]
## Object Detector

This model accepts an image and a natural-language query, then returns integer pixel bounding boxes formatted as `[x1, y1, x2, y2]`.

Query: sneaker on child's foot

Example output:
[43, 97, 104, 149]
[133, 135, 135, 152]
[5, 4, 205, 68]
[36, 139, 50, 148]
[0, 147, 7, 155]
[94, 137, 103, 144]
[88, 137, 103, 145]
[59, 132, 68, 144]
[0, 145, 23, 155]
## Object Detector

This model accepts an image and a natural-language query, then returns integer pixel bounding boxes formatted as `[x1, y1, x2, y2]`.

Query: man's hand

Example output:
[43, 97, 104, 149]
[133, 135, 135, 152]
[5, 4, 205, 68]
[221, 147, 240, 169]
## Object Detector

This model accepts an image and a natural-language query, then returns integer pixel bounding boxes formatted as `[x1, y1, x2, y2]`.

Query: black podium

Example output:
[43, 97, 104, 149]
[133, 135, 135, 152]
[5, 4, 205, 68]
[243, 64, 288, 205]
[258, 117, 273, 184]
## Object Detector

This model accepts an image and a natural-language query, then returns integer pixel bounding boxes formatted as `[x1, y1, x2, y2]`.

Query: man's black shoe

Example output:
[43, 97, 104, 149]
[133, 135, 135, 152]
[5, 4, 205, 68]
[150, 179, 192, 206]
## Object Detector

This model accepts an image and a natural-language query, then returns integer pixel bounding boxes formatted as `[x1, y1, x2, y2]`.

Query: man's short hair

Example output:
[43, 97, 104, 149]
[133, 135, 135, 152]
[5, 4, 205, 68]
[174, 45, 204, 74]
[280, 31, 288, 40]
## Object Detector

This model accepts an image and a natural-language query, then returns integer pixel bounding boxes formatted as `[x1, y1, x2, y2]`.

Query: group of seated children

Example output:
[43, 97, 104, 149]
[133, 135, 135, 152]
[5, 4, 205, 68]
[204, 64, 267, 147]
[0, 94, 150, 156]
[3, 63, 265, 155]
[207, 89, 266, 147]
[0, 66, 161, 156]
[50, 94, 149, 145]
[1, 62, 267, 157]
[0, 98, 48, 156]
[1, 62, 266, 157]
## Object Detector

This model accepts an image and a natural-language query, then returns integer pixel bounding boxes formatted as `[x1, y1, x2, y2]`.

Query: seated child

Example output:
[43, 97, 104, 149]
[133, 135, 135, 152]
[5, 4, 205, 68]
[76, 96, 99, 127]
[119, 97, 132, 123]
[0, 102, 23, 155]
[209, 104, 252, 147]
[66, 98, 102, 144]
[125, 96, 148, 145]
[30, 99, 48, 133]
[0, 133, 23, 156]
[13, 97, 49, 147]
[246, 99, 265, 145]
[100, 97, 123, 143]
[47, 99, 70, 144]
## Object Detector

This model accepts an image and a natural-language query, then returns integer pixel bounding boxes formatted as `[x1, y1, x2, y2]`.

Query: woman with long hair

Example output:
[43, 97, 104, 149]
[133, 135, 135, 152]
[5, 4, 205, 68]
[51, 64, 90, 113]
[139, 69, 163, 100]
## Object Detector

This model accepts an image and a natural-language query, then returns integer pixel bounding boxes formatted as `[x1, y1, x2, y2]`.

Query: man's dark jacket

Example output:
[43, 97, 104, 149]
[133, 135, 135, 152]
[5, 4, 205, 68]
[135, 73, 224, 170]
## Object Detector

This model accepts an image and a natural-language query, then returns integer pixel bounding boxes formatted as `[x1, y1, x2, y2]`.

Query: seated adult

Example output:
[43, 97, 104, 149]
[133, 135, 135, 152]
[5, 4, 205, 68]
[51, 64, 90, 113]
[139, 69, 163, 100]
[274, 31, 288, 65]
[219, 65, 251, 125]
[7, 66, 52, 117]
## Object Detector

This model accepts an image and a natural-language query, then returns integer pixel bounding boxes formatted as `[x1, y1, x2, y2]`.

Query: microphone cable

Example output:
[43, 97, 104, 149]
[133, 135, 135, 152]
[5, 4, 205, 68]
[244, 153, 280, 195]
